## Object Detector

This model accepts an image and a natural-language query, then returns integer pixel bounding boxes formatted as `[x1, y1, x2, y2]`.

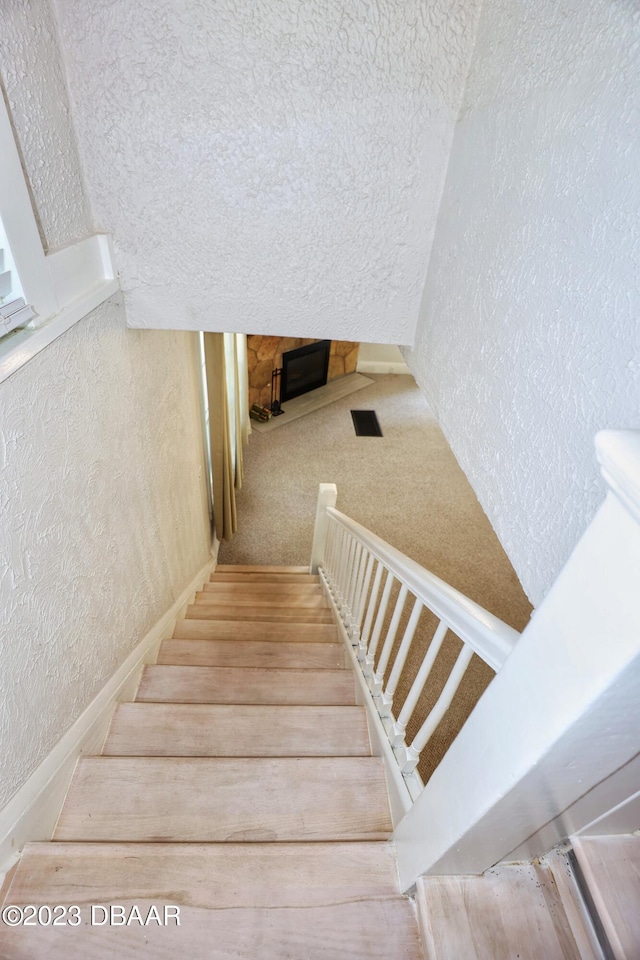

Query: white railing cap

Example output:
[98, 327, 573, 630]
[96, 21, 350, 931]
[596, 429, 640, 525]
[325, 507, 519, 671]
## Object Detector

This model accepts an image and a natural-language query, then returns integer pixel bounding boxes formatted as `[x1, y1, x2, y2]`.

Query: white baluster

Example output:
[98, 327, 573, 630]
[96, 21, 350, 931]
[327, 523, 343, 601]
[386, 619, 449, 746]
[336, 529, 352, 608]
[359, 560, 383, 666]
[343, 539, 361, 624]
[328, 521, 338, 584]
[370, 583, 408, 697]
[364, 569, 394, 680]
[397, 643, 474, 774]
[378, 597, 424, 718]
[348, 545, 369, 644]
[355, 552, 375, 659]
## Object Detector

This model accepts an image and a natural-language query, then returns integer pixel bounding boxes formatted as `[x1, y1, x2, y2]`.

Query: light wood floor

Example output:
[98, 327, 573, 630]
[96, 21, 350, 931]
[0, 566, 423, 959]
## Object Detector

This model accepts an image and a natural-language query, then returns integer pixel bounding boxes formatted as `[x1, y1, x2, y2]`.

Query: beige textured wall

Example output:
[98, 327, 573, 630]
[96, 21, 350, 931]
[0, 0, 211, 809]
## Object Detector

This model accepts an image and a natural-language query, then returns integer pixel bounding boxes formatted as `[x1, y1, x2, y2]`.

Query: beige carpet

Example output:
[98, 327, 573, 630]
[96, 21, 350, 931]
[218, 374, 532, 783]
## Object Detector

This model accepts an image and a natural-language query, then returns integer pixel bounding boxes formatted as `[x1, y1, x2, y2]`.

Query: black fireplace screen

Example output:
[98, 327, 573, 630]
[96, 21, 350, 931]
[281, 340, 331, 402]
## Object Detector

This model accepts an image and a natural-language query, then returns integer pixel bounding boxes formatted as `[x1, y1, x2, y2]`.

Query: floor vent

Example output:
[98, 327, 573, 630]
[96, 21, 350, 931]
[350, 410, 383, 437]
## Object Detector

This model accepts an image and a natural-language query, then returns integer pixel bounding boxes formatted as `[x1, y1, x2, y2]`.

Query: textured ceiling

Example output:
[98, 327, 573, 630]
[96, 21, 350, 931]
[52, 0, 479, 342]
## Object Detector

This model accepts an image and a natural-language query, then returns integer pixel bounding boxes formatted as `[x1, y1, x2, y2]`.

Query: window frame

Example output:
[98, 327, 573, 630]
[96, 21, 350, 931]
[0, 91, 119, 384]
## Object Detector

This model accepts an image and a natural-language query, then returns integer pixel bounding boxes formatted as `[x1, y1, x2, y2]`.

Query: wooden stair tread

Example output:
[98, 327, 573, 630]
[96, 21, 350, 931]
[204, 581, 324, 595]
[0, 897, 422, 960]
[215, 564, 311, 574]
[157, 638, 346, 669]
[185, 603, 334, 623]
[103, 704, 370, 756]
[571, 835, 640, 959]
[53, 757, 393, 842]
[210, 572, 320, 583]
[6, 841, 402, 904]
[136, 665, 356, 704]
[0, 900, 422, 959]
[174, 619, 338, 643]
[1, 559, 424, 958]
[417, 863, 582, 960]
[195, 591, 329, 608]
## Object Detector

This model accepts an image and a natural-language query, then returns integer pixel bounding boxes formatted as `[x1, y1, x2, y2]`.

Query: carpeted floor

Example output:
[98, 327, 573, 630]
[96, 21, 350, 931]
[218, 374, 532, 782]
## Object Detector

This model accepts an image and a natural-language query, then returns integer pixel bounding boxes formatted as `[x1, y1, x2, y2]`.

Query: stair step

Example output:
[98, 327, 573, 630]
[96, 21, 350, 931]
[137, 665, 356, 704]
[195, 591, 330, 608]
[103, 703, 371, 756]
[571, 835, 640, 959]
[417, 863, 582, 960]
[185, 603, 334, 623]
[173, 619, 338, 643]
[211, 572, 320, 583]
[204, 581, 324, 596]
[1, 843, 421, 959]
[157, 638, 347, 669]
[53, 757, 392, 842]
[6, 839, 401, 905]
[216, 564, 311, 574]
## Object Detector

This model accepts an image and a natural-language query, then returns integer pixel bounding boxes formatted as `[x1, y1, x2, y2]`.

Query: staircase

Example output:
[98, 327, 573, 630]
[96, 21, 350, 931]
[0, 565, 424, 959]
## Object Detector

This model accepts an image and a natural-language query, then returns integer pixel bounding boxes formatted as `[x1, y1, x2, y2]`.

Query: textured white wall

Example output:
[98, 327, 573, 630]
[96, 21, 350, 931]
[0, 1, 211, 808]
[51, 0, 479, 343]
[405, 0, 640, 605]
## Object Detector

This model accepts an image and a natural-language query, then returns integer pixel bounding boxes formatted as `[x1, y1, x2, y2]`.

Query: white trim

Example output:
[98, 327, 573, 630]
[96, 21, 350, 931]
[596, 429, 640, 526]
[356, 360, 411, 375]
[506, 750, 640, 858]
[0, 93, 55, 319]
[319, 567, 419, 825]
[309, 483, 338, 574]
[0, 275, 120, 384]
[325, 507, 519, 672]
[0, 554, 216, 883]
[0, 91, 120, 384]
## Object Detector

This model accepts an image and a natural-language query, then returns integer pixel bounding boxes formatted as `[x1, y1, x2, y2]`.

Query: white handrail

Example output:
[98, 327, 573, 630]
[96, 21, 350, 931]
[325, 506, 518, 671]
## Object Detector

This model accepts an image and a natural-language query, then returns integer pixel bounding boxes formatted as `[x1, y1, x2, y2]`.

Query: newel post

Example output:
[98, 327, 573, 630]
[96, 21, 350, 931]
[309, 483, 338, 574]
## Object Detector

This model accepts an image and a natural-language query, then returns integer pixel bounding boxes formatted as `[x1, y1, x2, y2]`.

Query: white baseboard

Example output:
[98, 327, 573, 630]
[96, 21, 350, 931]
[0, 553, 216, 882]
[356, 360, 411, 375]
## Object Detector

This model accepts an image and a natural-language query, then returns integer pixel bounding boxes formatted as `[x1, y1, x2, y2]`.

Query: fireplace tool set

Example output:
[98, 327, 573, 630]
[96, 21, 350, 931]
[270, 367, 285, 416]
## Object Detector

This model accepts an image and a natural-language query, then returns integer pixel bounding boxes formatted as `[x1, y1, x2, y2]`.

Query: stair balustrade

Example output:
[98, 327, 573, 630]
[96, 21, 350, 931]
[310, 482, 519, 801]
[311, 431, 640, 893]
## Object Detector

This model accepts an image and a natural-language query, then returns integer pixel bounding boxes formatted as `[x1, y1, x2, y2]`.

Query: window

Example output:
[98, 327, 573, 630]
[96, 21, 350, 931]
[0, 86, 118, 383]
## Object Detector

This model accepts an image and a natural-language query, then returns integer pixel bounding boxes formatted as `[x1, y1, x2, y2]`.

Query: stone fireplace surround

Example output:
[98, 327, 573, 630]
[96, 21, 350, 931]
[247, 336, 359, 409]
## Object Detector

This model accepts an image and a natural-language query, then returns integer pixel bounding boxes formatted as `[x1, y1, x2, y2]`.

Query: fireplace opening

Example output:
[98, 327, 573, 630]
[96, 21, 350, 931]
[281, 340, 331, 402]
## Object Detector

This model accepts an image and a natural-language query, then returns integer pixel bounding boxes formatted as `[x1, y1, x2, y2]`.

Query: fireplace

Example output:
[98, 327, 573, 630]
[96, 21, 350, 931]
[281, 340, 331, 402]
[247, 337, 359, 409]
